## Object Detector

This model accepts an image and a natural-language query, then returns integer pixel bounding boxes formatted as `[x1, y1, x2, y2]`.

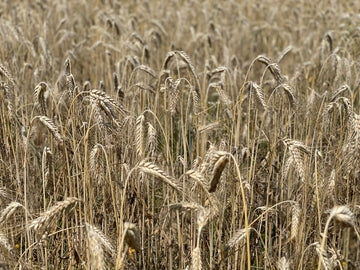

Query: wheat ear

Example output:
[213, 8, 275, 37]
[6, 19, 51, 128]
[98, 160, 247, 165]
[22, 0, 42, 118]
[113, 73, 124, 102]
[34, 82, 48, 115]
[191, 247, 202, 270]
[0, 63, 15, 94]
[0, 64, 15, 118]
[66, 73, 75, 98]
[90, 144, 104, 183]
[147, 122, 157, 156]
[34, 116, 63, 143]
[328, 170, 335, 200]
[0, 82, 15, 119]
[86, 223, 105, 270]
[247, 81, 267, 110]
[0, 231, 13, 257]
[87, 89, 128, 116]
[315, 242, 336, 270]
[277, 257, 290, 270]
[0, 188, 7, 200]
[91, 102, 105, 129]
[42, 146, 52, 188]
[89, 225, 115, 255]
[198, 121, 221, 134]
[135, 114, 145, 158]
[28, 197, 79, 235]
[282, 138, 310, 182]
[290, 201, 300, 241]
[225, 228, 248, 250]
[270, 83, 296, 108]
[169, 202, 204, 212]
[209, 155, 229, 193]
[162, 51, 201, 112]
[256, 55, 283, 84]
[276, 45, 292, 63]
[166, 77, 181, 115]
[197, 207, 211, 237]
[0, 201, 24, 225]
[186, 169, 209, 191]
[123, 222, 140, 251]
[317, 206, 356, 270]
[132, 64, 157, 78]
[64, 57, 71, 75]
[138, 161, 181, 192]
[329, 84, 351, 102]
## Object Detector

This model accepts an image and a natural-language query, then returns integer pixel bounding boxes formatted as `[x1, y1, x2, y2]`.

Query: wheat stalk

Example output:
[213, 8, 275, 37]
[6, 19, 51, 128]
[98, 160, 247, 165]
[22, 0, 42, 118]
[83, 80, 91, 91]
[214, 85, 232, 118]
[177, 51, 199, 81]
[93, 97, 118, 120]
[98, 81, 105, 91]
[207, 66, 228, 78]
[191, 207, 211, 270]
[330, 205, 355, 227]
[0, 82, 15, 119]
[208, 151, 228, 171]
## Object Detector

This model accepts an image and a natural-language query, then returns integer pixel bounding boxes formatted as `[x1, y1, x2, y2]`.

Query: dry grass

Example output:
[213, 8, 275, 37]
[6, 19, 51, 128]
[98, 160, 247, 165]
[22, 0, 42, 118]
[0, 0, 359, 269]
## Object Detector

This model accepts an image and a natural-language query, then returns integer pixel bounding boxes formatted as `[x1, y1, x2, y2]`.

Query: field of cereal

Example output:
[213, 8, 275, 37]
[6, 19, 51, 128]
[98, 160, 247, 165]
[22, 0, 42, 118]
[0, 0, 359, 269]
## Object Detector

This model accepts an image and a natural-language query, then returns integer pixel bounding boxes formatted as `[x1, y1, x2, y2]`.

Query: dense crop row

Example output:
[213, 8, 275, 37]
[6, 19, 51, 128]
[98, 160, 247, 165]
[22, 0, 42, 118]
[0, 0, 359, 269]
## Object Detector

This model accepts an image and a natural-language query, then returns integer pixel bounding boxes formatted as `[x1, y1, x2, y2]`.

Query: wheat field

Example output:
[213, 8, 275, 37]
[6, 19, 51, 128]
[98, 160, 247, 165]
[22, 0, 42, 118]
[0, 0, 359, 269]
